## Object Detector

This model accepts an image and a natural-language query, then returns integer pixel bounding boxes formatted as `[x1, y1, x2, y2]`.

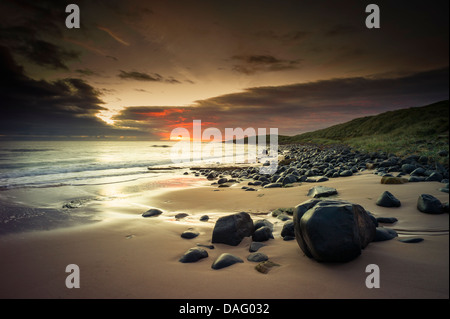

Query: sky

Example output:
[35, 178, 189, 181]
[0, 0, 448, 140]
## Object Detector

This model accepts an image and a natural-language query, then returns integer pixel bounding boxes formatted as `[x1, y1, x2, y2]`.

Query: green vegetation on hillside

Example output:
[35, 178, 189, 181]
[281, 100, 449, 163]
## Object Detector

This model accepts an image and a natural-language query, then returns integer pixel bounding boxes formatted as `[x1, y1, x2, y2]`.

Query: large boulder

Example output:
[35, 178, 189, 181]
[211, 212, 254, 246]
[293, 199, 376, 262]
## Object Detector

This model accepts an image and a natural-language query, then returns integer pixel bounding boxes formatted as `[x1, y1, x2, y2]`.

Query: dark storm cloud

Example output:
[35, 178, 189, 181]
[75, 68, 98, 76]
[118, 70, 163, 82]
[114, 67, 449, 136]
[0, 46, 144, 139]
[118, 70, 184, 84]
[230, 55, 301, 75]
[0, 1, 80, 70]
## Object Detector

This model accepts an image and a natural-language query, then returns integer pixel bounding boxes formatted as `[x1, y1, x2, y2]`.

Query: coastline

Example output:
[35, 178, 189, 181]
[0, 168, 448, 299]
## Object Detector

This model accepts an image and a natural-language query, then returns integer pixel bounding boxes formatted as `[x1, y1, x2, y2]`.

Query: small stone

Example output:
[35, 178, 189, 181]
[179, 247, 208, 263]
[211, 253, 244, 270]
[142, 208, 163, 217]
[249, 242, 266, 252]
[307, 186, 338, 198]
[399, 238, 424, 243]
[373, 227, 398, 242]
[181, 230, 200, 239]
[376, 217, 398, 224]
[175, 213, 189, 220]
[200, 215, 209, 221]
[417, 194, 443, 214]
[376, 191, 401, 207]
[255, 260, 280, 274]
[247, 252, 269, 262]
[196, 243, 214, 249]
[252, 226, 273, 242]
[281, 221, 295, 238]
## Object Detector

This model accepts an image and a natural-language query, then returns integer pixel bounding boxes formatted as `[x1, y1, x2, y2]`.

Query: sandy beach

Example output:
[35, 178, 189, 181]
[0, 169, 448, 300]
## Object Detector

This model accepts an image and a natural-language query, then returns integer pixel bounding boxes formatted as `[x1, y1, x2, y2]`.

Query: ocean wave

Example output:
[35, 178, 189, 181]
[0, 168, 170, 190]
[0, 160, 173, 180]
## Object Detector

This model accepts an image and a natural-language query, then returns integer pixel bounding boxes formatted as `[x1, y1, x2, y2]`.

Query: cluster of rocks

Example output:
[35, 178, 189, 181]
[187, 144, 449, 191]
[175, 212, 282, 272]
[143, 144, 449, 267]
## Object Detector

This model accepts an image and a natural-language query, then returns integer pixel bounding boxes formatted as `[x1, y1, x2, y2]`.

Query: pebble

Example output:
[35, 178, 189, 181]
[247, 252, 269, 262]
[211, 253, 244, 270]
[398, 238, 424, 243]
[181, 230, 200, 239]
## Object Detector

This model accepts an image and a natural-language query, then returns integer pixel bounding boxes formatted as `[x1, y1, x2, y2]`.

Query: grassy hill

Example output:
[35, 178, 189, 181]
[281, 100, 449, 162]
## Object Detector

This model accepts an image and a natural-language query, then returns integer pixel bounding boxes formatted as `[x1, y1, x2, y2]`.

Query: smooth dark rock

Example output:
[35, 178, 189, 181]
[408, 176, 425, 182]
[281, 220, 295, 238]
[249, 242, 266, 252]
[254, 219, 273, 231]
[411, 167, 426, 176]
[425, 172, 443, 182]
[142, 208, 163, 217]
[293, 199, 376, 262]
[179, 247, 208, 263]
[373, 227, 398, 242]
[247, 252, 269, 262]
[417, 194, 443, 214]
[283, 235, 296, 241]
[272, 207, 294, 217]
[399, 237, 424, 243]
[376, 191, 401, 207]
[307, 186, 338, 198]
[376, 217, 398, 224]
[401, 164, 416, 174]
[181, 230, 200, 239]
[196, 243, 214, 249]
[339, 170, 353, 177]
[276, 214, 291, 221]
[211, 212, 254, 246]
[200, 215, 209, 221]
[263, 183, 283, 188]
[252, 226, 273, 242]
[175, 213, 189, 219]
[217, 178, 228, 184]
[211, 253, 243, 269]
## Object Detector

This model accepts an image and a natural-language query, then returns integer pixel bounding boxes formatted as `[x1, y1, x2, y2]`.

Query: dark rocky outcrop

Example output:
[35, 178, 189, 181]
[293, 199, 376, 262]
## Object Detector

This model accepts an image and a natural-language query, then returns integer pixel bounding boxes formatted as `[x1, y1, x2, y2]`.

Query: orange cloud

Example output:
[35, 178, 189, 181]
[138, 108, 187, 117]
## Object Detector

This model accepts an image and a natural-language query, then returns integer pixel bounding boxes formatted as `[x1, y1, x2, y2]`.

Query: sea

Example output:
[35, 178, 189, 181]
[0, 140, 221, 234]
[0, 141, 183, 190]
[0, 140, 264, 191]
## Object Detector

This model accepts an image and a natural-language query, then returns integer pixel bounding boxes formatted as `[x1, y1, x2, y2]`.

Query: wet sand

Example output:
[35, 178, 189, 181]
[0, 171, 448, 299]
